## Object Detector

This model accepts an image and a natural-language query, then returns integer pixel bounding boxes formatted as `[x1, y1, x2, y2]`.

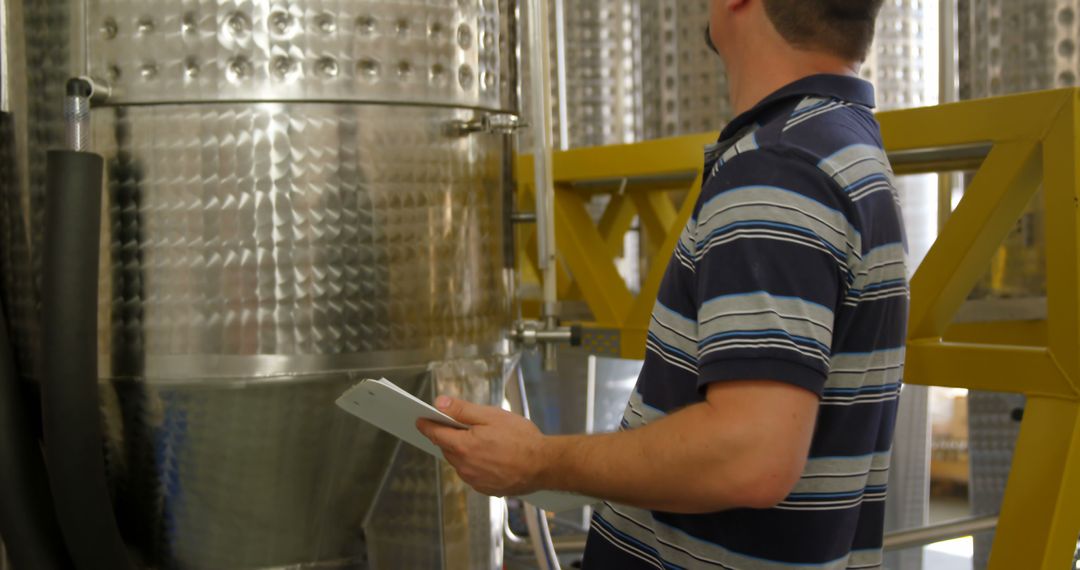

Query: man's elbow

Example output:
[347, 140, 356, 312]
[712, 459, 803, 511]
[732, 474, 797, 510]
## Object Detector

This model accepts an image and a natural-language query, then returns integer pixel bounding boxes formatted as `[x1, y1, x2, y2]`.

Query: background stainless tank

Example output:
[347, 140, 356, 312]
[0, 0, 515, 568]
[548, 0, 644, 148]
[545, 0, 729, 150]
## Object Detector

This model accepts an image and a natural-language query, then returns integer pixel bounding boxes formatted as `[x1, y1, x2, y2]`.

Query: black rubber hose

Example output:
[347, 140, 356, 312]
[0, 115, 73, 570]
[40, 149, 135, 570]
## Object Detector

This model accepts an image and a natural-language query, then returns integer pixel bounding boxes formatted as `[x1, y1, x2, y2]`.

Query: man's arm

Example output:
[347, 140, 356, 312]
[418, 378, 818, 514]
[420, 150, 851, 514]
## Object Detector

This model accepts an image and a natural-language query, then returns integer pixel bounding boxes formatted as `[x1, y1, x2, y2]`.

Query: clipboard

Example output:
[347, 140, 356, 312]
[336, 378, 598, 513]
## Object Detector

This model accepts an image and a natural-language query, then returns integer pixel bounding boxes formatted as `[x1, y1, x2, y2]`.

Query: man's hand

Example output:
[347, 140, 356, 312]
[417, 396, 549, 497]
[417, 380, 817, 513]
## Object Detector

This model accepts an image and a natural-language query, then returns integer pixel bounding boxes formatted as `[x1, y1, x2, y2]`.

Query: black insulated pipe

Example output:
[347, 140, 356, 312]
[0, 298, 72, 570]
[0, 113, 73, 570]
[41, 149, 135, 570]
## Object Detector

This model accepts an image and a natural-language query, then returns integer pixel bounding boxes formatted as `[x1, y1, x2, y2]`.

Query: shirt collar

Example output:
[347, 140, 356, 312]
[719, 74, 877, 141]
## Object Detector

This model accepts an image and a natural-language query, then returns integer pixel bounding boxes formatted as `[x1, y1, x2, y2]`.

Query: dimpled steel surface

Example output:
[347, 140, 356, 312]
[87, 0, 503, 109]
[91, 104, 507, 374]
[103, 369, 421, 569]
[86, 102, 510, 569]
[364, 358, 505, 570]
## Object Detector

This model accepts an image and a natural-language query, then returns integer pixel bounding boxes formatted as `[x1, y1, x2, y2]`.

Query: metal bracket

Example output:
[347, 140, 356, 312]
[510, 319, 582, 348]
[445, 113, 524, 137]
[510, 319, 582, 371]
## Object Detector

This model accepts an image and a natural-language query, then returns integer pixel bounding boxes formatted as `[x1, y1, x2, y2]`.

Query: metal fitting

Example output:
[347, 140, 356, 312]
[64, 79, 92, 152]
[444, 113, 524, 137]
[63, 77, 109, 152]
[511, 319, 583, 347]
[482, 113, 523, 135]
[511, 319, 583, 371]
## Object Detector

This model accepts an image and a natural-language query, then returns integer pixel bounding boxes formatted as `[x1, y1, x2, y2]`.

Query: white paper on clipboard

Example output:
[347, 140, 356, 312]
[335, 378, 598, 513]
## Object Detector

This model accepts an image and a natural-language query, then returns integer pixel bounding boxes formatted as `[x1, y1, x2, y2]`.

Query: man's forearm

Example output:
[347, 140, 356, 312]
[536, 402, 771, 514]
[418, 381, 816, 513]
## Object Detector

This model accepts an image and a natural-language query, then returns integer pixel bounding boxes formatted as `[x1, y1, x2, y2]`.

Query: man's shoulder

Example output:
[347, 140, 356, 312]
[716, 96, 890, 197]
[753, 96, 884, 162]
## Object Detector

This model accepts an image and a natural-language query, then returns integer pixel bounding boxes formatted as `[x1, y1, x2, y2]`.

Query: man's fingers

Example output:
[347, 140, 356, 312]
[417, 419, 469, 453]
[435, 396, 502, 424]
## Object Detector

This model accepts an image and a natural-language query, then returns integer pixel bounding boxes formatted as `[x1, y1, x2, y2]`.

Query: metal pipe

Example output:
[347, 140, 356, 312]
[41, 149, 136, 570]
[938, 0, 961, 231]
[886, 143, 992, 170]
[504, 135, 519, 270]
[552, 536, 587, 551]
[510, 321, 582, 348]
[551, 145, 987, 196]
[552, 0, 570, 151]
[505, 366, 562, 570]
[524, 0, 560, 371]
[0, 270, 72, 570]
[0, 115, 73, 570]
[63, 79, 92, 152]
[568, 172, 700, 193]
[506, 0, 523, 117]
[0, 0, 8, 113]
[502, 0, 524, 274]
[883, 515, 998, 551]
[939, 0, 958, 106]
[550, 515, 999, 554]
[560, 141, 990, 193]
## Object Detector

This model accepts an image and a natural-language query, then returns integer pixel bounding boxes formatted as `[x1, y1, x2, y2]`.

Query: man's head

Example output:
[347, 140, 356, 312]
[709, 0, 885, 65]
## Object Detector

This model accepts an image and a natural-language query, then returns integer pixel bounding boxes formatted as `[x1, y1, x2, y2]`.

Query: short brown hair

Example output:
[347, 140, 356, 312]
[762, 0, 885, 61]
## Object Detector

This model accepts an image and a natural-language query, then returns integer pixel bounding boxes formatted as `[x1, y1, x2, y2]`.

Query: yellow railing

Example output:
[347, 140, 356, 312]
[517, 89, 1080, 568]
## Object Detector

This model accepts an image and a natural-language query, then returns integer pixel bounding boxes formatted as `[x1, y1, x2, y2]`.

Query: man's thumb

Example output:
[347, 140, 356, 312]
[436, 396, 496, 425]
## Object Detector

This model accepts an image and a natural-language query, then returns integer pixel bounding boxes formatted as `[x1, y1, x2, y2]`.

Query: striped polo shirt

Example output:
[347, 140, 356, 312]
[582, 75, 909, 569]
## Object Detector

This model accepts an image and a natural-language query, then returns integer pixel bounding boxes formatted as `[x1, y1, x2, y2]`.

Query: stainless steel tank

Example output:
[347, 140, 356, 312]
[0, 0, 515, 568]
[544, 0, 729, 150]
[640, 0, 731, 140]
[547, 0, 646, 149]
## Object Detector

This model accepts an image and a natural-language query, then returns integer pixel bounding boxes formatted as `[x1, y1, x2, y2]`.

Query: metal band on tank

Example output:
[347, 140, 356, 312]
[97, 342, 511, 384]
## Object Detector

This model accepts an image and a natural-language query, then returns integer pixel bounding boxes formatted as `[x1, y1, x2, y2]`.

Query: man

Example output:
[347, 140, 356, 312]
[419, 0, 906, 567]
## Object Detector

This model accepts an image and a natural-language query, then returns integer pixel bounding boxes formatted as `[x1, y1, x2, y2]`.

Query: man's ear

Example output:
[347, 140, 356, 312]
[727, 0, 751, 10]
[705, 25, 718, 54]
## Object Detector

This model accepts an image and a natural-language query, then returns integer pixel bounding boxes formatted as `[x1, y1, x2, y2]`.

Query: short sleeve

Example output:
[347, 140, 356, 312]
[693, 147, 858, 397]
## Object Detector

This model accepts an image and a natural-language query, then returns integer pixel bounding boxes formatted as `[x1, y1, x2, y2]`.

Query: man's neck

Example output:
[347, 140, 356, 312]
[726, 49, 859, 116]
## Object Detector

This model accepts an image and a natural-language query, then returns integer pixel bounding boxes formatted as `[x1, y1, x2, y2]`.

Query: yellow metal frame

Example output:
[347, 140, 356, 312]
[517, 134, 713, 357]
[517, 89, 1080, 567]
